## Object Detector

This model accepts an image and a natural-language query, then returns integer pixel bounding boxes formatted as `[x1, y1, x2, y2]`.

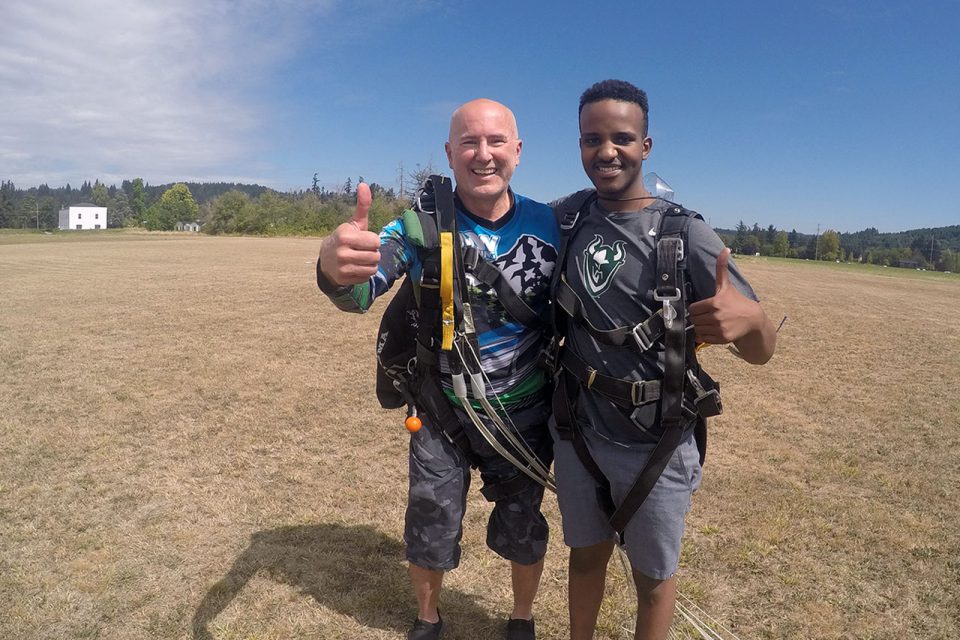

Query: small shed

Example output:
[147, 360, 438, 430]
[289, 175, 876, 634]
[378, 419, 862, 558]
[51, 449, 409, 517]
[176, 221, 202, 232]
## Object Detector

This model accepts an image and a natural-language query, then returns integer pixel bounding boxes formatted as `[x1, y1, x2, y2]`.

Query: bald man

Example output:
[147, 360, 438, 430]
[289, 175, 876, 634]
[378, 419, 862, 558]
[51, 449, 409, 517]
[317, 99, 559, 640]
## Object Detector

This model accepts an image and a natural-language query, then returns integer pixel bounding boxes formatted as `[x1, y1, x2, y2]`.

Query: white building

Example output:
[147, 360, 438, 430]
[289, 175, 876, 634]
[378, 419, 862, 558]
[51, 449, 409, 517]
[175, 221, 202, 232]
[58, 203, 108, 230]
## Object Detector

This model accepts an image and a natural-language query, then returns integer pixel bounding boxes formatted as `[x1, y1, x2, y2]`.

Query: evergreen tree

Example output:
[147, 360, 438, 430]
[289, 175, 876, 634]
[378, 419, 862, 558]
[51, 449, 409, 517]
[91, 182, 109, 207]
[131, 178, 146, 221]
[734, 220, 749, 253]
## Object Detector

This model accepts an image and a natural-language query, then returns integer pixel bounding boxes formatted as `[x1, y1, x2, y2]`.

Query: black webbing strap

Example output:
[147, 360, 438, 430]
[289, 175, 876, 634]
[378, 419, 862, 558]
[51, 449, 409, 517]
[607, 215, 691, 536]
[552, 369, 617, 518]
[560, 347, 661, 408]
[549, 197, 710, 539]
[555, 275, 664, 352]
[461, 245, 541, 328]
[407, 176, 481, 468]
[548, 190, 597, 334]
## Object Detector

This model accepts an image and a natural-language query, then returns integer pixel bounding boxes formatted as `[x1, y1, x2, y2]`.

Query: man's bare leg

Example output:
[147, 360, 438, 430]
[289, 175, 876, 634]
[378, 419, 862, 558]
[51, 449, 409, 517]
[510, 558, 544, 620]
[569, 539, 615, 640]
[632, 572, 676, 640]
[409, 563, 443, 623]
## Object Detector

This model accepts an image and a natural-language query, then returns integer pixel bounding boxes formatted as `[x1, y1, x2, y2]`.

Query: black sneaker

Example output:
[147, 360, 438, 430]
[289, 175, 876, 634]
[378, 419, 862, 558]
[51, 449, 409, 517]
[505, 617, 535, 640]
[407, 613, 443, 640]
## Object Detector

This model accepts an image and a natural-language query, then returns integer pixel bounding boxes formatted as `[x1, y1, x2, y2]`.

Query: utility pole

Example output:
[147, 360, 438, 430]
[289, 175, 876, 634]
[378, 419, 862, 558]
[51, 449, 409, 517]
[815, 224, 820, 261]
[36, 200, 39, 230]
[930, 235, 935, 263]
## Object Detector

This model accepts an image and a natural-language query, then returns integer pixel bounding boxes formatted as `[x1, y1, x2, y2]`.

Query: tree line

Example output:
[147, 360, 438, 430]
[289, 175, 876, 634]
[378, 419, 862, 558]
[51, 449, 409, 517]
[0, 176, 408, 236]
[2, 177, 958, 273]
[718, 220, 960, 273]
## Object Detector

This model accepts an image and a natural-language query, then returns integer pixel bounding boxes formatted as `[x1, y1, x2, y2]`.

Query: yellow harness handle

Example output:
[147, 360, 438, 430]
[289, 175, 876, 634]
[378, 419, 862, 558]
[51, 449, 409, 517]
[440, 231, 455, 350]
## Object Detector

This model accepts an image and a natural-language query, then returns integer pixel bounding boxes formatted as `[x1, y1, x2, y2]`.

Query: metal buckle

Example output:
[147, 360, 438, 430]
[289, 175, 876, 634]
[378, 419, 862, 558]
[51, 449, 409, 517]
[630, 380, 646, 405]
[560, 209, 580, 231]
[695, 388, 723, 417]
[630, 322, 654, 351]
[653, 288, 681, 329]
[586, 367, 597, 389]
[653, 287, 681, 302]
[414, 178, 436, 214]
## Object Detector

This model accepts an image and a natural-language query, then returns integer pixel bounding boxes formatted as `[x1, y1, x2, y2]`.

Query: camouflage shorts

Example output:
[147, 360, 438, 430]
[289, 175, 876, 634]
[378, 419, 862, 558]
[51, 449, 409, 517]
[404, 402, 553, 571]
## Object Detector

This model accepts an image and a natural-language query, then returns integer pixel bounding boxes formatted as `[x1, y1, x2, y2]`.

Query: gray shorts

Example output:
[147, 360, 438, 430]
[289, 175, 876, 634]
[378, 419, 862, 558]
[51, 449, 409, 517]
[404, 403, 552, 571]
[549, 418, 702, 580]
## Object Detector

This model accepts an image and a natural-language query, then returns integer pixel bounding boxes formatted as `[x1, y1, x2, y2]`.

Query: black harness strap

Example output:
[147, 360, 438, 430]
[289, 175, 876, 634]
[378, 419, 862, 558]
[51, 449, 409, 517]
[551, 200, 714, 541]
[403, 176, 481, 466]
[552, 364, 618, 516]
[555, 275, 665, 352]
[548, 189, 597, 336]
[560, 347, 662, 408]
[462, 245, 542, 328]
[608, 213, 691, 535]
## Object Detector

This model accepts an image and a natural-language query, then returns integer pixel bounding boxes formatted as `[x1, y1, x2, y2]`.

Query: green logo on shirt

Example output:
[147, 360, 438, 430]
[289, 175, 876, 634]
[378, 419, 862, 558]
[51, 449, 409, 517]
[582, 234, 626, 297]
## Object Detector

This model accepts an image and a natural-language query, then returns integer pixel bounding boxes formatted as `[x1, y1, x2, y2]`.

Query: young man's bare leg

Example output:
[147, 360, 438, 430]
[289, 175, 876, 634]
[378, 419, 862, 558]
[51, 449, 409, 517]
[510, 558, 544, 620]
[409, 563, 443, 623]
[569, 539, 615, 640]
[632, 572, 676, 640]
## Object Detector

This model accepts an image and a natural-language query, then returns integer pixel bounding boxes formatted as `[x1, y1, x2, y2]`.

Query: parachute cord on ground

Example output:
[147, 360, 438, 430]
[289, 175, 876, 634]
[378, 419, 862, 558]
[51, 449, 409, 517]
[455, 338, 556, 487]
[616, 546, 735, 640]
[675, 593, 742, 640]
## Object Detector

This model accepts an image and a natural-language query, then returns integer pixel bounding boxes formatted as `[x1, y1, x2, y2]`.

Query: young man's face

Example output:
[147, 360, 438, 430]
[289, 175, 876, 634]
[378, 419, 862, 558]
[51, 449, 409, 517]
[445, 100, 522, 213]
[579, 99, 652, 202]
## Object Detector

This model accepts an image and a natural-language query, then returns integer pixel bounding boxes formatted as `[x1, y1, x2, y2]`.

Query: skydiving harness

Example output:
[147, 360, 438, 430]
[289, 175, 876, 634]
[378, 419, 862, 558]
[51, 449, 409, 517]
[549, 190, 723, 542]
[375, 175, 556, 498]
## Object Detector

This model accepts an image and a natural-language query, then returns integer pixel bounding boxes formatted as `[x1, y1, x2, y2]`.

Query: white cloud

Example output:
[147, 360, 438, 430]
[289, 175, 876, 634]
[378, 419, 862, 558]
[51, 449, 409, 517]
[0, 0, 335, 187]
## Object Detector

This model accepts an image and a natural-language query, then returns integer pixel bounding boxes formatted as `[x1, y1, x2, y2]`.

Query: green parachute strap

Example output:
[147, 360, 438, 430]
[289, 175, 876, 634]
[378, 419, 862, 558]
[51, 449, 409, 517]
[402, 208, 427, 249]
[402, 206, 443, 305]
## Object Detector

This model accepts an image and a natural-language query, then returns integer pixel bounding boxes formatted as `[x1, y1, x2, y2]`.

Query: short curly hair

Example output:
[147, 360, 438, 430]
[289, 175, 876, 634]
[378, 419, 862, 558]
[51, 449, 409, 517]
[579, 79, 649, 136]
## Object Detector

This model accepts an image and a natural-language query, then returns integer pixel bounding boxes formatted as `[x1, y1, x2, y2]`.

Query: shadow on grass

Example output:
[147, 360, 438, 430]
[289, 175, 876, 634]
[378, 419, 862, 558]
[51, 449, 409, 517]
[192, 523, 499, 639]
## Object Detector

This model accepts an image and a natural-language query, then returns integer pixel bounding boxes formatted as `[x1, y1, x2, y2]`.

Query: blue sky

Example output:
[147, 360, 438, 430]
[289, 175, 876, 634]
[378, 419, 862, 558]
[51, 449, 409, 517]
[2, 1, 957, 233]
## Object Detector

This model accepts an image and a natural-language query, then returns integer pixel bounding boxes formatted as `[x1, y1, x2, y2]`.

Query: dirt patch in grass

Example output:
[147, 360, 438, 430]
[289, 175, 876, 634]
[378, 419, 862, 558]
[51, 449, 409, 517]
[1, 237, 957, 639]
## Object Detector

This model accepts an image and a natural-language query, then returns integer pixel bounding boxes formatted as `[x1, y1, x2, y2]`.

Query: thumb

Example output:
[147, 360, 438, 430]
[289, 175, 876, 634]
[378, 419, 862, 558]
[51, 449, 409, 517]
[350, 182, 372, 230]
[715, 247, 732, 293]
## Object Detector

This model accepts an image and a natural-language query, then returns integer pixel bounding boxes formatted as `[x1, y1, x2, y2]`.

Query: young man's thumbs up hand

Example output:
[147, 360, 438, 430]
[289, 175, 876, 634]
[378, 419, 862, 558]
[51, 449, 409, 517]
[689, 248, 757, 344]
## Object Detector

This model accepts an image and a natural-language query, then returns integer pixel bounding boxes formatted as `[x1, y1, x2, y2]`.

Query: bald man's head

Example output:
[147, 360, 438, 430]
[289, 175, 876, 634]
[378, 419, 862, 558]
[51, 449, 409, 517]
[444, 98, 522, 219]
[448, 99, 518, 142]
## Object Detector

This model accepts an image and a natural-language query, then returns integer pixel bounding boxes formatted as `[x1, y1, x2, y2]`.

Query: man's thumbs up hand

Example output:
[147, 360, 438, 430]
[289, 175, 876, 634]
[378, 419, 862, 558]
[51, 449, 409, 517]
[689, 248, 759, 344]
[318, 183, 381, 285]
[350, 183, 372, 231]
[714, 246, 731, 293]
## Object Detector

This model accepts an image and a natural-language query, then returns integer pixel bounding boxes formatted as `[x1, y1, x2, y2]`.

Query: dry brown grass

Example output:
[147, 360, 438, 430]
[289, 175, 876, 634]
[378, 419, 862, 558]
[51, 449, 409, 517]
[1, 232, 957, 639]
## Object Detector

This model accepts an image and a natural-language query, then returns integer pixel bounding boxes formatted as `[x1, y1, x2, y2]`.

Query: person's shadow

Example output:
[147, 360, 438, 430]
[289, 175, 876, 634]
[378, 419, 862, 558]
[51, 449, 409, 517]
[192, 523, 500, 639]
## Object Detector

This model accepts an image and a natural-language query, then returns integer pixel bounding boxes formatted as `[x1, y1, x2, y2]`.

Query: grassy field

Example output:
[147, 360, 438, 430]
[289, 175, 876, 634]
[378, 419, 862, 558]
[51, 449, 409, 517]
[1, 231, 958, 639]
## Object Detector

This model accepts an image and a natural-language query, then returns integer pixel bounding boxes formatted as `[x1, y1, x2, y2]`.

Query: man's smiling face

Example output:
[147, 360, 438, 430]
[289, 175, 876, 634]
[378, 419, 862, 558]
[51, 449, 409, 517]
[579, 99, 652, 203]
[445, 99, 522, 216]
